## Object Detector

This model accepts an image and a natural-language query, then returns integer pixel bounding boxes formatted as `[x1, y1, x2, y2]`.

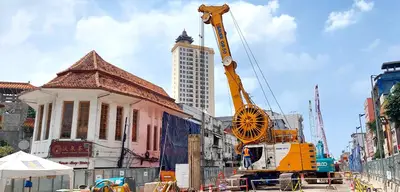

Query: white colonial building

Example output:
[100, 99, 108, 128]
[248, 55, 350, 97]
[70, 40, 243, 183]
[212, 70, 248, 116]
[19, 50, 188, 169]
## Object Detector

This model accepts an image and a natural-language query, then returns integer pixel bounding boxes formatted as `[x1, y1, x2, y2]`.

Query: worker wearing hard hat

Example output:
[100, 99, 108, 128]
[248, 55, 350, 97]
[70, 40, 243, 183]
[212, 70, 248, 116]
[242, 147, 253, 170]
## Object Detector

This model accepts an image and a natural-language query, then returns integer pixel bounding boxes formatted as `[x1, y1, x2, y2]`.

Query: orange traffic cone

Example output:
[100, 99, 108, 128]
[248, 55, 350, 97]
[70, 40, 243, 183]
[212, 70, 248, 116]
[349, 181, 355, 191]
[300, 173, 305, 182]
[200, 185, 204, 192]
[208, 184, 212, 192]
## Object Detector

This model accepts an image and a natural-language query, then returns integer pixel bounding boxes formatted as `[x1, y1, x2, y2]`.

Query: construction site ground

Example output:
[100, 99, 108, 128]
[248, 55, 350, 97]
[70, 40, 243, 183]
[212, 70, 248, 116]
[211, 180, 351, 192]
[253, 181, 351, 192]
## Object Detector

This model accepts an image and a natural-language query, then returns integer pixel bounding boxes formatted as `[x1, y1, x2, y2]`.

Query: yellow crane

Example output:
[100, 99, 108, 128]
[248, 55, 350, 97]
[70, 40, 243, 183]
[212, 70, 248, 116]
[198, 4, 317, 191]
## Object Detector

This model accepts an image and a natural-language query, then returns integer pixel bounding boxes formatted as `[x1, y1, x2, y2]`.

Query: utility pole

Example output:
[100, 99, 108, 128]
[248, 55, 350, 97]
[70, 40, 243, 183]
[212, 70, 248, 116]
[370, 75, 386, 192]
[358, 113, 369, 181]
[199, 16, 205, 182]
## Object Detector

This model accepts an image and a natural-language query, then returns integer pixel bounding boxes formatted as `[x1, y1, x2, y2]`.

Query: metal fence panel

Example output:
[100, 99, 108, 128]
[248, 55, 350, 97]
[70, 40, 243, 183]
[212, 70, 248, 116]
[4, 166, 239, 191]
[364, 153, 400, 185]
[202, 166, 238, 185]
[4, 167, 160, 192]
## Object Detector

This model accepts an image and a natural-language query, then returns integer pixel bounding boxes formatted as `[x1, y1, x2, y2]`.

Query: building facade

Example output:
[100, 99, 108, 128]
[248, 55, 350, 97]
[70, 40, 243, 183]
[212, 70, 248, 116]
[389, 85, 400, 155]
[364, 98, 375, 160]
[0, 82, 36, 153]
[178, 104, 239, 168]
[217, 116, 240, 167]
[171, 30, 216, 116]
[19, 51, 189, 169]
[265, 110, 305, 141]
[370, 61, 400, 159]
[351, 133, 366, 149]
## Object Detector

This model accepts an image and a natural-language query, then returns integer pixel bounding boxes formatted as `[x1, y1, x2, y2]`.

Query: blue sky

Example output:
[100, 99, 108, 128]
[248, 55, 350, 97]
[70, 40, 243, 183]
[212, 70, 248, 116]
[1, 0, 399, 158]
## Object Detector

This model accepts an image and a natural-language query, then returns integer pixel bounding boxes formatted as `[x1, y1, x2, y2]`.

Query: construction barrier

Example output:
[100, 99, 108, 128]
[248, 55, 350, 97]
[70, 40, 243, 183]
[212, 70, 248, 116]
[352, 176, 382, 192]
[214, 177, 248, 191]
[344, 171, 353, 180]
[152, 180, 180, 192]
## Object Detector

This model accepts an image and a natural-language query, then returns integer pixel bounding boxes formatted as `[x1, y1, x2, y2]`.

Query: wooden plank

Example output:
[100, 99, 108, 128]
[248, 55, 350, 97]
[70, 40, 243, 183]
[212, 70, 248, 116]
[188, 134, 201, 190]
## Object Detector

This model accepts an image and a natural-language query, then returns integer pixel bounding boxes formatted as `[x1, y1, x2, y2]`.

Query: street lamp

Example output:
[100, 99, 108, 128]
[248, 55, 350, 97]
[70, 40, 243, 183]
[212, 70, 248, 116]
[357, 113, 370, 180]
[370, 74, 386, 192]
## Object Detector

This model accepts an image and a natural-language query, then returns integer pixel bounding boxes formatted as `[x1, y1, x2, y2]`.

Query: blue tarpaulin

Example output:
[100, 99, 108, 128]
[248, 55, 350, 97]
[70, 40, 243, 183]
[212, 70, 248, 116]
[159, 112, 201, 171]
[349, 145, 362, 173]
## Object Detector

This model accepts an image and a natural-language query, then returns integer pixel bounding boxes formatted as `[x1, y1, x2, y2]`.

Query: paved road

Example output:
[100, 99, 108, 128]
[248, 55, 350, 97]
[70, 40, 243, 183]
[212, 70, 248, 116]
[252, 180, 351, 192]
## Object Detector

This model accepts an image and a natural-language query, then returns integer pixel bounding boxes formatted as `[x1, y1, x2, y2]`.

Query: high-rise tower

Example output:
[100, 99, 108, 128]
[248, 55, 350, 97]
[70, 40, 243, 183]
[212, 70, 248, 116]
[171, 29, 215, 116]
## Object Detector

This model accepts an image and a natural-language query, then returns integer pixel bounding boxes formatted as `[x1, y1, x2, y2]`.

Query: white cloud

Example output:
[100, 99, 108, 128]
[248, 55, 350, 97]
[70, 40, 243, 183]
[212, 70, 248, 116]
[267, 51, 329, 72]
[354, 0, 374, 12]
[0, 10, 35, 46]
[0, 0, 327, 117]
[324, 0, 374, 32]
[362, 38, 380, 52]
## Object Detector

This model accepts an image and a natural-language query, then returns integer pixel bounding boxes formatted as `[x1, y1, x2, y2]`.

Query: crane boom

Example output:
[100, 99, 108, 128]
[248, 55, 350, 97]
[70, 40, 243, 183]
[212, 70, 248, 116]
[198, 4, 270, 144]
[308, 100, 315, 144]
[198, 4, 250, 110]
[315, 85, 329, 155]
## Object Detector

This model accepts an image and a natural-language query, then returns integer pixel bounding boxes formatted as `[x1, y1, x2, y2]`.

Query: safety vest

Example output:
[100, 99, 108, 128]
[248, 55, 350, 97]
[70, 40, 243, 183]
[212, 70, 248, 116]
[244, 148, 250, 157]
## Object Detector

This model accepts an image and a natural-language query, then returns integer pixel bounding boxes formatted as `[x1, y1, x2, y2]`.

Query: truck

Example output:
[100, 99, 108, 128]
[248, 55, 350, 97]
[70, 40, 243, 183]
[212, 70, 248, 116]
[198, 4, 317, 191]
[305, 141, 343, 184]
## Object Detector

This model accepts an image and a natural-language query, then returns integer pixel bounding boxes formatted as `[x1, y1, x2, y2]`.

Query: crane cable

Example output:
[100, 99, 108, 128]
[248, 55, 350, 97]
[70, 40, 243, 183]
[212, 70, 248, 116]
[227, 13, 274, 117]
[210, 19, 274, 143]
[228, 9, 305, 172]
[229, 10, 293, 130]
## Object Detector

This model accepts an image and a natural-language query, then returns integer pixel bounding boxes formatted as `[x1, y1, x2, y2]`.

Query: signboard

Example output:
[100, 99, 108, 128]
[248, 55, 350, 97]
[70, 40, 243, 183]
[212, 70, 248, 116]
[50, 140, 92, 158]
[317, 162, 328, 167]
[58, 161, 89, 166]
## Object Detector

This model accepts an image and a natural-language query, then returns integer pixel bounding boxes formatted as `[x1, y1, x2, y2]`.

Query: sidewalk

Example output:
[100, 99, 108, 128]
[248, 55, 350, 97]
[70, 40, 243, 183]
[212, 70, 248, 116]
[360, 175, 399, 192]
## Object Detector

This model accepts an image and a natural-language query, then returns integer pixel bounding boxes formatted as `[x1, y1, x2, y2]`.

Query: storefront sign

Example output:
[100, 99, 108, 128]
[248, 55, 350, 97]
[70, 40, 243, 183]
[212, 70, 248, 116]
[50, 140, 92, 158]
[58, 161, 89, 166]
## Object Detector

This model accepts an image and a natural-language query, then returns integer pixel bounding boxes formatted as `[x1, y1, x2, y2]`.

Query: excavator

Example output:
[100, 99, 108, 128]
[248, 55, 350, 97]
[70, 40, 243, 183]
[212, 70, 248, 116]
[198, 4, 317, 191]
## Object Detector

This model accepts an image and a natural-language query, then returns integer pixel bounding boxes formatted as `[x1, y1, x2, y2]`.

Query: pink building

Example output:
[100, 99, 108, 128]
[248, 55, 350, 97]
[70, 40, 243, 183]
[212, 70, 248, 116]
[19, 50, 189, 168]
[364, 98, 375, 159]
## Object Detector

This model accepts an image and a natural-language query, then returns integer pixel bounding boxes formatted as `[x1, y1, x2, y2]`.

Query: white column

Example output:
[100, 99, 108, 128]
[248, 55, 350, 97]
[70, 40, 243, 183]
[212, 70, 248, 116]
[70, 99, 79, 139]
[52, 97, 63, 139]
[40, 103, 48, 141]
[108, 103, 117, 141]
[87, 98, 98, 141]
[47, 97, 57, 140]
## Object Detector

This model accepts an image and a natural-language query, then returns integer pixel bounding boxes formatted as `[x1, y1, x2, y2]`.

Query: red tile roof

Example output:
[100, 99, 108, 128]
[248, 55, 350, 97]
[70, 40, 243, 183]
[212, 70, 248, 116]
[0, 81, 36, 90]
[42, 50, 182, 112]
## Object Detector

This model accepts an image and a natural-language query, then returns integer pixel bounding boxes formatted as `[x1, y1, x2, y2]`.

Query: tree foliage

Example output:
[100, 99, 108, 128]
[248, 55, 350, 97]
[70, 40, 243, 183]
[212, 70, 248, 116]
[0, 146, 14, 157]
[385, 83, 400, 123]
[0, 140, 14, 157]
[27, 106, 36, 118]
